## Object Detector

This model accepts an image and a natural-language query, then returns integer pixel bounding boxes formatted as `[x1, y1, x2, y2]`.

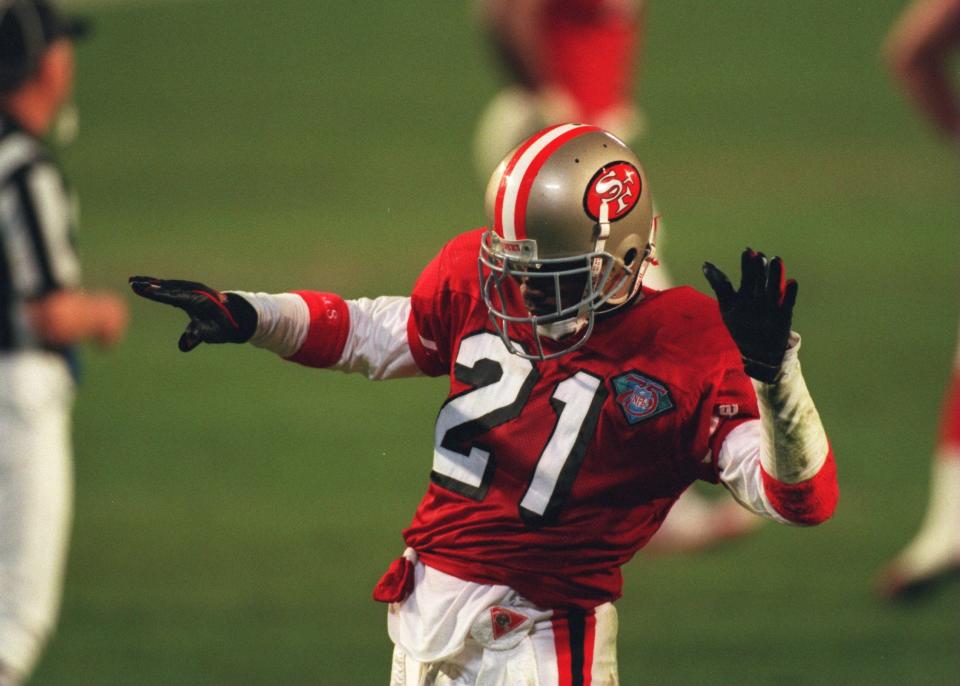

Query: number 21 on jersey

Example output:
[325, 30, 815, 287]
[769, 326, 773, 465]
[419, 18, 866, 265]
[432, 332, 607, 526]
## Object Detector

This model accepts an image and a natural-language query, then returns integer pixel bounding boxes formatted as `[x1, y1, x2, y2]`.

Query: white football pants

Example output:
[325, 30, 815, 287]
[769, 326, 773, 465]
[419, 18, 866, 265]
[388, 555, 620, 686]
[0, 352, 74, 681]
[391, 602, 619, 686]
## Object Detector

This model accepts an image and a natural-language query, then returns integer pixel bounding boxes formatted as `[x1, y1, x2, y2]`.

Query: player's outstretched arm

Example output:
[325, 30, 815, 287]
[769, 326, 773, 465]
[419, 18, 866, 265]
[131, 276, 425, 379]
[703, 250, 838, 526]
[129, 277, 257, 351]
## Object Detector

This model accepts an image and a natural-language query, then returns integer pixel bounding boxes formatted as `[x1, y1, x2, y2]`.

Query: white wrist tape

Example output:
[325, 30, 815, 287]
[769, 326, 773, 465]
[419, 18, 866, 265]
[227, 291, 309, 358]
[754, 332, 829, 484]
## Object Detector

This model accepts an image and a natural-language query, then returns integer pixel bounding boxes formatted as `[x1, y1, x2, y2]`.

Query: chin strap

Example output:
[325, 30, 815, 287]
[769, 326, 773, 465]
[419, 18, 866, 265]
[550, 201, 614, 335]
[590, 202, 612, 285]
[635, 214, 660, 287]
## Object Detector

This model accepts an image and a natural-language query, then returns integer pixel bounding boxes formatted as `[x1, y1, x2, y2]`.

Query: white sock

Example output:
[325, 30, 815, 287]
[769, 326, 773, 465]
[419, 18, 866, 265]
[892, 451, 960, 576]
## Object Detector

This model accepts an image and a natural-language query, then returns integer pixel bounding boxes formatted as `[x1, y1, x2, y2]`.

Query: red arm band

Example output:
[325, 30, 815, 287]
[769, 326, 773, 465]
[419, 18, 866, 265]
[761, 447, 839, 526]
[285, 291, 350, 368]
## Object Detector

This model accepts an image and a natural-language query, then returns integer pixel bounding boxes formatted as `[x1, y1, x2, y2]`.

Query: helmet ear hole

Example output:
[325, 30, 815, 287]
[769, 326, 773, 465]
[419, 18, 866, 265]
[624, 248, 638, 266]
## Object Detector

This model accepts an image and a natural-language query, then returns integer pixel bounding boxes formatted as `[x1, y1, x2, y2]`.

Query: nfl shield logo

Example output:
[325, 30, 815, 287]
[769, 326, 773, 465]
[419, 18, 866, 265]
[612, 371, 675, 424]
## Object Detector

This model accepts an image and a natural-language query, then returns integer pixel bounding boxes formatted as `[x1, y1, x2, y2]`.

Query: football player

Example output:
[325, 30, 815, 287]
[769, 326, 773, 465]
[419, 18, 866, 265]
[476, 0, 765, 553]
[875, 0, 960, 599]
[131, 125, 838, 685]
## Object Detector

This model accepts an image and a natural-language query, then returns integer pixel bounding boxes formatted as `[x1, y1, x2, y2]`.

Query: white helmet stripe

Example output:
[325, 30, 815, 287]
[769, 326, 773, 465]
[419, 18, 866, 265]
[497, 123, 589, 241]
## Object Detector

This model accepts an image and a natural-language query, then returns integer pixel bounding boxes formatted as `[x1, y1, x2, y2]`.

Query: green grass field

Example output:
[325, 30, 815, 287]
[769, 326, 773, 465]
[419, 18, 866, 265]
[30, 0, 959, 683]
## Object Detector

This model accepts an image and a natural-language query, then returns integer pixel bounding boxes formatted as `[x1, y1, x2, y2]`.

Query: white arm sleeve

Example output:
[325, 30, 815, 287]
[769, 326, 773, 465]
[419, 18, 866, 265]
[716, 332, 829, 524]
[231, 292, 422, 380]
[333, 297, 422, 380]
[716, 419, 791, 524]
[232, 291, 310, 358]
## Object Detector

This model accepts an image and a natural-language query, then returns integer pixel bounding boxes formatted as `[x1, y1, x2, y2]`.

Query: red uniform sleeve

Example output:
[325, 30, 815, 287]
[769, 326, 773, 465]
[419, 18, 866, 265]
[710, 365, 760, 452]
[406, 246, 451, 377]
[698, 362, 760, 482]
[406, 231, 484, 377]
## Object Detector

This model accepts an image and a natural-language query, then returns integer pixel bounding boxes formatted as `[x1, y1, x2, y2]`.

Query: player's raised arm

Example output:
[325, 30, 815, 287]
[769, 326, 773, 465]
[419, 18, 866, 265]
[130, 276, 424, 380]
[703, 250, 838, 526]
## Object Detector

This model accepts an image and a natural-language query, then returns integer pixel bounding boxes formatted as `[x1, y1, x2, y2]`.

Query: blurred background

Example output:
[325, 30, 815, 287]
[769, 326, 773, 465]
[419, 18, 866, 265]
[35, 0, 958, 683]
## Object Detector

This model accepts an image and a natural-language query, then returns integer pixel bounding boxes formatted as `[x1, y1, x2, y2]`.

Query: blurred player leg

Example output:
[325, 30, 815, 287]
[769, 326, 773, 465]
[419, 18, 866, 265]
[0, 355, 74, 684]
[473, 85, 550, 180]
[644, 487, 762, 555]
[539, 0, 646, 138]
[473, 0, 646, 179]
[876, 330, 960, 598]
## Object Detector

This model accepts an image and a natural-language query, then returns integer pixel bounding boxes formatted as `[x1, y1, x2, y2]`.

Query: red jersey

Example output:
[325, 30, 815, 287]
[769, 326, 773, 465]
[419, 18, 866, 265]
[402, 229, 759, 610]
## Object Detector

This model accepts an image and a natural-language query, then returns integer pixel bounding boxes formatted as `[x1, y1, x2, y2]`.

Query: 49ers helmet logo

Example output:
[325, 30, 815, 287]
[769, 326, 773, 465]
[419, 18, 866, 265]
[583, 161, 642, 222]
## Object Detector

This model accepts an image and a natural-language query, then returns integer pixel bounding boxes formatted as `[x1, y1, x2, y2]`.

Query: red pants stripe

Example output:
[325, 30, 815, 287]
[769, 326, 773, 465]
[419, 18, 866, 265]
[552, 608, 598, 686]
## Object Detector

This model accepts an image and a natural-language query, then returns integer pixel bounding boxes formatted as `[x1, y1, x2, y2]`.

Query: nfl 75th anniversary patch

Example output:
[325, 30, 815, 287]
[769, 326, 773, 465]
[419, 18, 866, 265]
[612, 371, 675, 424]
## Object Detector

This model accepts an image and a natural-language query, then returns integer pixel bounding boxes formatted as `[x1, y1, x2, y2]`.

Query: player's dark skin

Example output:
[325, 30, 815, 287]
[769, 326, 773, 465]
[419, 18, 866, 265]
[517, 261, 590, 318]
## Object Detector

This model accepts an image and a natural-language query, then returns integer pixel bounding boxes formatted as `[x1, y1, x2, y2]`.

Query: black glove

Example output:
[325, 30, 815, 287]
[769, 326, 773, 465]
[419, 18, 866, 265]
[702, 249, 798, 383]
[129, 276, 257, 352]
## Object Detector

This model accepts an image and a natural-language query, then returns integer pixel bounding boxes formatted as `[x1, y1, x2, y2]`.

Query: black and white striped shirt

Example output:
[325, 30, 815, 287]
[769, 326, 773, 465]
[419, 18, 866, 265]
[0, 113, 80, 353]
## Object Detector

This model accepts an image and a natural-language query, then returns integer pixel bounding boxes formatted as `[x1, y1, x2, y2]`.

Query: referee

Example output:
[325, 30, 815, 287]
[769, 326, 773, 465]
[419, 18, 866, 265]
[0, 2, 126, 683]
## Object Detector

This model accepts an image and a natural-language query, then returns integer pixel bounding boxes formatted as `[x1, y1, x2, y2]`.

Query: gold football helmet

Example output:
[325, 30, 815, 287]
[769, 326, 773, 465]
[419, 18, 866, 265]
[479, 124, 658, 360]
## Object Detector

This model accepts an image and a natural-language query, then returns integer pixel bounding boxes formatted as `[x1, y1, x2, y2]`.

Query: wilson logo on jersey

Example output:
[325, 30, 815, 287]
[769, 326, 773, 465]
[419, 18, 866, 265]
[583, 161, 642, 222]
[612, 371, 674, 424]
